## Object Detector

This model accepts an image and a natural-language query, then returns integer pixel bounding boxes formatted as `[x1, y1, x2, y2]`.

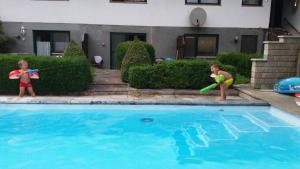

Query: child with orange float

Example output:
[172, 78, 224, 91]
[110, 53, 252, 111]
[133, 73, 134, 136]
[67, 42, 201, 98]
[8, 60, 39, 97]
[18, 60, 36, 97]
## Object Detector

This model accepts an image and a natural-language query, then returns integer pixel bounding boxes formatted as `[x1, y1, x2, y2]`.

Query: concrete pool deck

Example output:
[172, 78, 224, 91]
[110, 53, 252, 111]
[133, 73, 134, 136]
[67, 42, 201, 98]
[1, 85, 300, 116]
[237, 86, 300, 115]
[0, 94, 267, 106]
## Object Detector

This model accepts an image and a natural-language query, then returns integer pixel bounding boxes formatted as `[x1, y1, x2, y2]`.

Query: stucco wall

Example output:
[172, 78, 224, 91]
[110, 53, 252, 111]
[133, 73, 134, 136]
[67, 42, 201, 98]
[0, 0, 271, 28]
[2, 21, 265, 69]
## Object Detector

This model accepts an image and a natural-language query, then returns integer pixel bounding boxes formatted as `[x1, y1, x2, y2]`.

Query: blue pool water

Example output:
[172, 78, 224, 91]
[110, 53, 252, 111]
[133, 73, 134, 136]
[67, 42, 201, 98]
[0, 104, 300, 169]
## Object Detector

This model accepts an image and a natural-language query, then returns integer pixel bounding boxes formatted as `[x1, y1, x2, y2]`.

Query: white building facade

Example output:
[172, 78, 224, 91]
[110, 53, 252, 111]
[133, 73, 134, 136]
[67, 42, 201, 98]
[0, 0, 274, 68]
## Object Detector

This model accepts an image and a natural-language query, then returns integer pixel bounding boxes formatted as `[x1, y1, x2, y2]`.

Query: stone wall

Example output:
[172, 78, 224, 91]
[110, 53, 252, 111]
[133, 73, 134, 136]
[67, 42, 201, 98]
[251, 36, 300, 89]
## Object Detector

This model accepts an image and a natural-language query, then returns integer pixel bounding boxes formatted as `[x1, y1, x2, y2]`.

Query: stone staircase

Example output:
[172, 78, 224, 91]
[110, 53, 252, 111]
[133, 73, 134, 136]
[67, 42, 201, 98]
[83, 69, 134, 95]
[267, 27, 291, 41]
[173, 111, 296, 162]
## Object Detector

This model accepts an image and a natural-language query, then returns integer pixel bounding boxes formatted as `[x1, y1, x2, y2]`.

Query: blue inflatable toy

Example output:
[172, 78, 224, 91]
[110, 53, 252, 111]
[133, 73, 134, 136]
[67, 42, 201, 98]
[274, 77, 300, 94]
[162, 57, 175, 61]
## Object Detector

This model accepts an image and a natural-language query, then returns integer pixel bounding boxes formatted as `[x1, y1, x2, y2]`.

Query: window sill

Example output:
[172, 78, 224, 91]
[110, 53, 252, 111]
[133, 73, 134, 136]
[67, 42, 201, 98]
[51, 53, 64, 56]
[242, 4, 263, 7]
[184, 56, 217, 59]
[110, 1, 147, 4]
[196, 56, 216, 59]
[185, 3, 221, 6]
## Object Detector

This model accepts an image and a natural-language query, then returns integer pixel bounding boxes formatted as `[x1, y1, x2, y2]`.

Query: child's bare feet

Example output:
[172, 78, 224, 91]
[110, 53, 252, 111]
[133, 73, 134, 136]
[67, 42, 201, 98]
[19, 87, 25, 97]
[216, 97, 226, 101]
[28, 87, 36, 97]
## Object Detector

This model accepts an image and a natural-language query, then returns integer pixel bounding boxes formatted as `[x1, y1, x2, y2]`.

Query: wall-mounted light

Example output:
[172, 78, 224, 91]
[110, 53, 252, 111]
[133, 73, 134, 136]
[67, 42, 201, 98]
[20, 26, 27, 41]
[234, 36, 239, 43]
[295, 0, 298, 7]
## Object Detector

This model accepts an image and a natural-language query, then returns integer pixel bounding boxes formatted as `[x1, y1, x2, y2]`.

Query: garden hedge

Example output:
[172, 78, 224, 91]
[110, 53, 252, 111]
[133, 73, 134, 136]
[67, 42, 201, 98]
[128, 60, 237, 89]
[0, 54, 93, 95]
[121, 41, 151, 82]
[217, 52, 262, 77]
[115, 41, 155, 69]
[64, 40, 86, 58]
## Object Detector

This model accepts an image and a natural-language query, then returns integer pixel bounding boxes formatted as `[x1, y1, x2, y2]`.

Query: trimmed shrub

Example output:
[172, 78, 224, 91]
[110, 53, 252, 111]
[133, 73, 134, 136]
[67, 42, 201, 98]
[217, 52, 262, 77]
[115, 41, 131, 69]
[128, 60, 237, 89]
[121, 41, 151, 82]
[0, 54, 93, 95]
[64, 40, 86, 58]
[143, 42, 155, 63]
[115, 41, 155, 69]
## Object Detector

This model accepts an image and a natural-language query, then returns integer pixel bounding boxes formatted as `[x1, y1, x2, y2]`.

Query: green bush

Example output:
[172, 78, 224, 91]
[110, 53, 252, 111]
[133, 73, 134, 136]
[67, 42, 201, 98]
[235, 74, 250, 84]
[64, 40, 86, 58]
[0, 54, 93, 95]
[128, 60, 237, 89]
[115, 42, 131, 69]
[115, 41, 155, 69]
[121, 41, 151, 82]
[217, 52, 262, 77]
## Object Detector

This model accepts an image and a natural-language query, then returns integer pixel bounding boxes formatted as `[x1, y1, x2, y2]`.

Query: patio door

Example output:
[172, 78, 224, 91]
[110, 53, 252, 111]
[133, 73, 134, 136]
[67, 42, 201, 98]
[110, 32, 146, 69]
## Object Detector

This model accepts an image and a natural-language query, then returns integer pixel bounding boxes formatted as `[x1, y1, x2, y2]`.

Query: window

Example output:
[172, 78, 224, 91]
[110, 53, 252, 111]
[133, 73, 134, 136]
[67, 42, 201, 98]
[241, 35, 258, 54]
[33, 31, 70, 56]
[110, 0, 147, 3]
[242, 0, 263, 6]
[184, 34, 219, 58]
[185, 0, 221, 5]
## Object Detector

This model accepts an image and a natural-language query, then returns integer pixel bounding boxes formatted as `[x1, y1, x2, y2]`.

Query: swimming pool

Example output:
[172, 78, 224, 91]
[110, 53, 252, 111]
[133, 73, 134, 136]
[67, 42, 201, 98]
[0, 104, 299, 169]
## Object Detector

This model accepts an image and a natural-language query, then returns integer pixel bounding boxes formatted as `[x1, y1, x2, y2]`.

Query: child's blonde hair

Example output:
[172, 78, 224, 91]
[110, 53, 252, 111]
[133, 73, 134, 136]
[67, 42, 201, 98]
[211, 64, 220, 69]
[18, 59, 28, 68]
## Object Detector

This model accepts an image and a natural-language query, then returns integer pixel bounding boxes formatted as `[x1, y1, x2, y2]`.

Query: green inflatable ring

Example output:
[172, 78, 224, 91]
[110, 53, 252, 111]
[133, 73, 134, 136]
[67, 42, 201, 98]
[215, 74, 225, 84]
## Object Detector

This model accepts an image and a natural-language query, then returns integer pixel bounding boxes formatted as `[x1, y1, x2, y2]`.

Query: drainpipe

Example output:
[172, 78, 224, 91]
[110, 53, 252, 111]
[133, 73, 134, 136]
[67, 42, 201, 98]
[297, 51, 300, 77]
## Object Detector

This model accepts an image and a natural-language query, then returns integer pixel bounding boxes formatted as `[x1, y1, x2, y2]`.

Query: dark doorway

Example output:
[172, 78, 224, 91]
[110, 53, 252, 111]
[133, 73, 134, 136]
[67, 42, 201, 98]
[110, 32, 146, 69]
[81, 33, 89, 58]
[269, 0, 283, 27]
[241, 35, 258, 54]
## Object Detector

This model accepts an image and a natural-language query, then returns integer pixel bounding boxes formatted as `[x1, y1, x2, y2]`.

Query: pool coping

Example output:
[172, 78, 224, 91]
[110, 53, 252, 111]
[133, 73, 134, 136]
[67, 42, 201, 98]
[236, 86, 300, 115]
[0, 96, 269, 106]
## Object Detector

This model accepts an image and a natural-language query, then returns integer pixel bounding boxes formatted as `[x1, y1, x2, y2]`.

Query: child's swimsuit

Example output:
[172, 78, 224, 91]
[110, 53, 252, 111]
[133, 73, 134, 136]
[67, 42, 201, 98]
[224, 78, 234, 89]
[20, 81, 32, 88]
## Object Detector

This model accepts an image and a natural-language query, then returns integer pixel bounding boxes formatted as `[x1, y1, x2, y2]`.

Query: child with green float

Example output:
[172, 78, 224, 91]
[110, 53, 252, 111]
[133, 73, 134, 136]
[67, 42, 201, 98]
[200, 64, 234, 100]
[210, 64, 233, 101]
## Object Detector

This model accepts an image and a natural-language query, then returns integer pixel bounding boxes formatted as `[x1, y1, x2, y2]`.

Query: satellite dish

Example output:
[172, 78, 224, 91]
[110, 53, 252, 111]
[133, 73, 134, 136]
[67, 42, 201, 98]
[190, 8, 207, 27]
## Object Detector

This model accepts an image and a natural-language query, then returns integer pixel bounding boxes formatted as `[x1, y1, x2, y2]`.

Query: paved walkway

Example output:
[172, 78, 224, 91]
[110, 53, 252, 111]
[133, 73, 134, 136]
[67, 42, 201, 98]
[237, 86, 300, 115]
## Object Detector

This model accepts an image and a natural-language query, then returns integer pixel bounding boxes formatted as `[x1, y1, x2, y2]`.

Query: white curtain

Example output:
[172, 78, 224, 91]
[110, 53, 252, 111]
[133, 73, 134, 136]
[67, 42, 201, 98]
[37, 41, 51, 56]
